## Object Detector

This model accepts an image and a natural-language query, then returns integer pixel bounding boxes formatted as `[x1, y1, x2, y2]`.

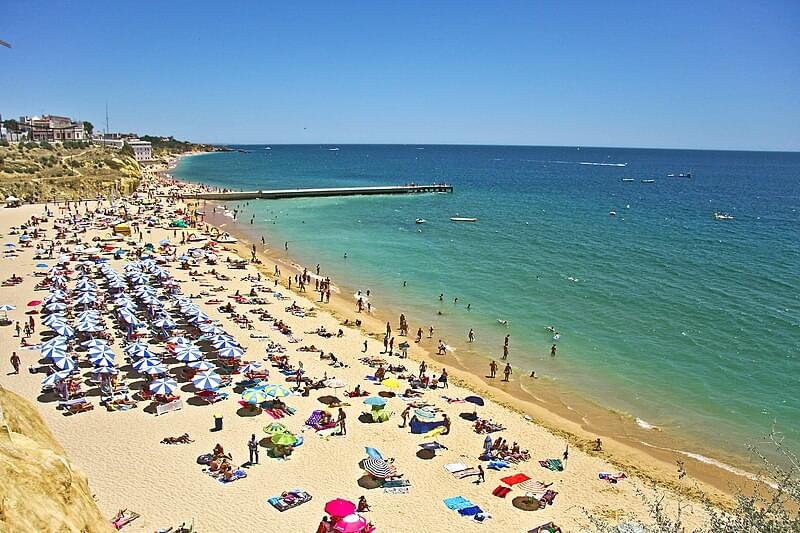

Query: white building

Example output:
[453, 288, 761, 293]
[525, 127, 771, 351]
[127, 140, 152, 162]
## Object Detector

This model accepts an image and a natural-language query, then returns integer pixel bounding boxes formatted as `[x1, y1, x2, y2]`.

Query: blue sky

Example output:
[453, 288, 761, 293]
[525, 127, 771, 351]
[2, 1, 798, 150]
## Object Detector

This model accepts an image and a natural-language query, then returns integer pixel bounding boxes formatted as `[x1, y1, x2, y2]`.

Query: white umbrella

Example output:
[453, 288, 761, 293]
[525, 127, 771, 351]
[192, 371, 222, 390]
[187, 360, 216, 371]
[150, 378, 178, 396]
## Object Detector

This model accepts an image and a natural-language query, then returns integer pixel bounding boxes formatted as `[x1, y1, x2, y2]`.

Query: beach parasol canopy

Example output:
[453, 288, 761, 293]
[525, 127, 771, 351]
[192, 371, 222, 390]
[143, 365, 169, 375]
[88, 345, 115, 358]
[175, 348, 203, 362]
[132, 357, 162, 372]
[45, 302, 67, 312]
[52, 324, 75, 337]
[270, 432, 297, 446]
[81, 338, 108, 349]
[414, 408, 437, 420]
[464, 395, 485, 406]
[359, 457, 395, 479]
[239, 362, 262, 374]
[40, 344, 66, 359]
[27, 300, 42, 306]
[53, 356, 76, 371]
[263, 422, 288, 434]
[91, 366, 118, 375]
[334, 514, 368, 533]
[364, 447, 384, 460]
[324, 378, 346, 390]
[217, 346, 244, 359]
[324, 498, 356, 519]
[150, 378, 178, 396]
[187, 360, 216, 371]
[363, 397, 386, 407]
[241, 387, 269, 405]
[41, 370, 71, 386]
[0, 304, 16, 312]
[263, 384, 291, 398]
[381, 378, 401, 390]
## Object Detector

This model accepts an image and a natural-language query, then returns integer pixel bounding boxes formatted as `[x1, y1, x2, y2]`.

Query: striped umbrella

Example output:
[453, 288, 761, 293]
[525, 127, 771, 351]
[263, 384, 291, 398]
[143, 365, 169, 375]
[90, 354, 116, 367]
[187, 360, 216, 371]
[192, 371, 222, 390]
[91, 366, 118, 375]
[41, 370, 71, 386]
[241, 387, 269, 405]
[239, 362, 262, 374]
[212, 338, 239, 350]
[40, 343, 67, 359]
[516, 480, 550, 495]
[53, 356, 76, 371]
[132, 357, 162, 372]
[81, 339, 108, 349]
[42, 314, 66, 326]
[216, 346, 244, 359]
[359, 458, 395, 479]
[168, 336, 192, 346]
[263, 422, 288, 434]
[175, 348, 203, 362]
[46, 302, 67, 312]
[42, 336, 68, 348]
[88, 345, 115, 358]
[149, 378, 178, 396]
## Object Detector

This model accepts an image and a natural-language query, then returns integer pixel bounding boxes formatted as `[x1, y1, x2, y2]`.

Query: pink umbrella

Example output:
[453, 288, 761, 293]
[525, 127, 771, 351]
[334, 513, 368, 533]
[324, 498, 356, 519]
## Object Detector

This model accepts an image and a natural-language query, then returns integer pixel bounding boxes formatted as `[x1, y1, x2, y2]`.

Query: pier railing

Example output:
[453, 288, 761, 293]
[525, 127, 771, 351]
[179, 184, 453, 201]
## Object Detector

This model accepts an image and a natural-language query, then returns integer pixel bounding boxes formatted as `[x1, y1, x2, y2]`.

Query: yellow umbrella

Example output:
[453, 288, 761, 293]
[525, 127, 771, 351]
[381, 378, 401, 389]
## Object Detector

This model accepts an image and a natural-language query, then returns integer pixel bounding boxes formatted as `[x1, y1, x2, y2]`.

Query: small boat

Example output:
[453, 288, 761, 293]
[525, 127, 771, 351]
[328, 147, 340, 151]
[415, 218, 426, 224]
[668, 172, 692, 178]
[621, 178, 635, 182]
[450, 217, 477, 222]
[609, 211, 617, 216]
[215, 232, 238, 243]
[713, 212, 734, 221]
[641, 179, 656, 184]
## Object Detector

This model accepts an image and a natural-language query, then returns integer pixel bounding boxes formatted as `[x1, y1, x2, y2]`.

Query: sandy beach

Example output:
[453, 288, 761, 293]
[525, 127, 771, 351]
[0, 179, 715, 532]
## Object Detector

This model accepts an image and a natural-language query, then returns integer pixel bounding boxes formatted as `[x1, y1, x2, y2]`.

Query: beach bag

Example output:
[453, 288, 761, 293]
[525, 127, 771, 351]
[196, 453, 213, 465]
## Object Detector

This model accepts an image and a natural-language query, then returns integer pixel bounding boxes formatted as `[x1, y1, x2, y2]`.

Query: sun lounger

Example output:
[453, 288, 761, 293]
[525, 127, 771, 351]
[267, 489, 312, 512]
[59, 398, 94, 415]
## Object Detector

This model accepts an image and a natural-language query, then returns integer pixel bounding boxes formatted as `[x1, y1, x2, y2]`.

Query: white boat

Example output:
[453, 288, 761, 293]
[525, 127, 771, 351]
[621, 178, 635, 182]
[713, 212, 734, 221]
[609, 211, 617, 216]
[415, 218, 426, 224]
[450, 217, 478, 222]
[215, 232, 238, 243]
[641, 179, 656, 184]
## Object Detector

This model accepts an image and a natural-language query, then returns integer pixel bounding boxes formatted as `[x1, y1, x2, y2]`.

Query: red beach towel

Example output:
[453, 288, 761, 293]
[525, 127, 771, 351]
[500, 473, 531, 486]
[492, 485, 512, 498]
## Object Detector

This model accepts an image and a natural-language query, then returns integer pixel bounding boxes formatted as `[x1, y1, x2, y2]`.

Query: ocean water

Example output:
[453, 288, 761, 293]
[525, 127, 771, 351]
[175, 145, 800, 460]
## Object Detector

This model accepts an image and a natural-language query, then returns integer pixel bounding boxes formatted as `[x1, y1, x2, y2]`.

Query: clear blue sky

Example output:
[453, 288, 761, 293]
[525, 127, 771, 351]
[2, 1, 798, 150]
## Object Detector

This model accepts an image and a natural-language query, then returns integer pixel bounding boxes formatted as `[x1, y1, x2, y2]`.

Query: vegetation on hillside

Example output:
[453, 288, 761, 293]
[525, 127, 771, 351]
[139, 135, 214, 156]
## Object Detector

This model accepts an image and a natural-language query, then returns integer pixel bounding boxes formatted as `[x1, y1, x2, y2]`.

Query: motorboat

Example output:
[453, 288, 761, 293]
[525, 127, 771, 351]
[641, 179, 656, 184]
[668, 172, 692, 178]
[609, 211, 617, 216]
[450, 217, 477, 222]
[415, 218, 426, 224]
[713, 212, 734, 221]
[621, 178, 635, 182]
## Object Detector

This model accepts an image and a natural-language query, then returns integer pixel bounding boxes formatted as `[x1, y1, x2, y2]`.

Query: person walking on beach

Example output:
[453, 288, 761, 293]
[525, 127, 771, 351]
[399, 406, 411, 428]
[14, 321, 20, 337]
[489, 360, 498, 378]
[10, 352, 20, 374]
[248, 434, 259, 465]
[468, 328, 475, 343]
[337, 407, 347, 436]
[474, 464, 485, 484]
[363, 340, 368, 353]
[440, 368, 449, 388]
[428, 325, 434, 339]
[415, 328, 423, 343]
[503, 363, 512, 382]
[551, 344, 557, 357]
[502, 335, 510, 360]
[419, 361, 427, 379]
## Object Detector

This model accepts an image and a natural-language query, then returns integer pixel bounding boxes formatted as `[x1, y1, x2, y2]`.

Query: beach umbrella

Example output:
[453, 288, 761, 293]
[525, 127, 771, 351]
[89, 354, 116, 367]
[91, 366, 118, 375]
[216, 346, 244, 359]
[123, 342, 151, 356]
[175, 347, 203, 362]
[241, 387, 269, 405]
[359, 457, 395, 479]
[42, 314, 66, 326]
[324, 499, 356, 519]
[192, 371, 222, 390]
[132, 357, 162, 372]
[143, 365, 168, 375]
[381, 378, 401, 390]
[517, 479, 551, 495]
[239, 362, 262, 374]
[363, 397, 387, 407]
[334, 514, 368, 533]
[35, 263, 49, 268]
[414, 408, 437, 420]
[187, 360, 216, 371]
[150, 378, 178, 396]
[41, 370, 71, 386]
[153, 318, 176, 329]
[263, 384, 291, 398]
[3, 243, 15, 248]
[465, 396, 484, 407]
[81, 338, 108, 349]
[324, 378, 346, 390]
[88, 345, 115, 358]
[77, 322, 104, 333]
[45, 302, 67, 312]
[27, 300, 42, 307]
[263, 422, 288, 434]
[53, 356, 76, 371]
[52, 324, 75, 337]
[42, 336, 68, 348]
[211, 338, 239, 350]
[74, 293, 96, 305]
[271, 432, 297, 446]
[40, 343, 67, 359]
[364, 447, 385, 460]
[0, 305, 16, 316]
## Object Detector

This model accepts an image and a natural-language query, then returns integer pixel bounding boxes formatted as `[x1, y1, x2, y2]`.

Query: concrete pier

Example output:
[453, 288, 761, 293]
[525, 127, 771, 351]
[180, 184, 453, 201]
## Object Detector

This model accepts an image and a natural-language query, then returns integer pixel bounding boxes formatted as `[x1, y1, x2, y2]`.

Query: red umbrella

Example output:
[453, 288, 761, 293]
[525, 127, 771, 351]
[324, 498, 356, 519]
[27, 300, 42, 307]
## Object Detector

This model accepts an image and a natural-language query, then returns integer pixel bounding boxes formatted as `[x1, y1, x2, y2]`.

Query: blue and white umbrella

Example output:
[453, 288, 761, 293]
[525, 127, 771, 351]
[123, 342, 151, 356]
[53, 356, 76, 371]
[88, 345, 115, 358]
[89, 354, 116, 367]
[77, 322, 104, 333]
[153, 318, 176, 329]
[187, 360, 216, 371]
[217, 346, 244, 359]
[168, 336, 192, 346]
[192, 371, 222, 391]
[149, 378, 178, 396]
[40, 343, 67, 359]
[239, 362, 262, 374]
[212, 338, 240, 350]
[42, 314, 66, 327]
[52, 324, 75, 337]
[46, 302, 67, 312]
[132, 357, 162, 372]
[0, 304, 16, 312]
[41, 370, 71, 386]
[81, 339, 108, 349]
[42, 336, 68, 348]
[91, 366, 118, 375]
[175, 349, 202, 362]
[74, 293, 96, 305]
[143, 365, 168, 375]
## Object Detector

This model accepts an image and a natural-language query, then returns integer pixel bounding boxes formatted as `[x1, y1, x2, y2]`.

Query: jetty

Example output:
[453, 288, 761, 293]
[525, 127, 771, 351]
[179, 184, 453, 201]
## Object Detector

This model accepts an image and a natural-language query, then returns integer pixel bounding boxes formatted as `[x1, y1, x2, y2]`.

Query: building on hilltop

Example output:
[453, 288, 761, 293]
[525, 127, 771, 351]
[127, 139, 152, 162]
[17, 115, 86, 142]
[92, 134, 152, 162]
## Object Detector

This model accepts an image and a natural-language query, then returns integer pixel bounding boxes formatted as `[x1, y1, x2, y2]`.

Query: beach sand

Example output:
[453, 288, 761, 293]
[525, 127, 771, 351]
[0, 188, 716, 532]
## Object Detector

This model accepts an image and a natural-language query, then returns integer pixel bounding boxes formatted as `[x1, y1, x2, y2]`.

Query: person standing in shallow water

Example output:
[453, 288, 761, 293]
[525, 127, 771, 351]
[503, 363, 512, 382]
[468, 328, 475, 342]
[551, 344, 557, 357]
[489, 360, 497, 378]
[502, 334, 509, 360]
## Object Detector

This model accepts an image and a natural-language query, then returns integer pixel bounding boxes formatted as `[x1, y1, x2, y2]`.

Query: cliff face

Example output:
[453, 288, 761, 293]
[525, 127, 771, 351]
[0, 386, 113, 533]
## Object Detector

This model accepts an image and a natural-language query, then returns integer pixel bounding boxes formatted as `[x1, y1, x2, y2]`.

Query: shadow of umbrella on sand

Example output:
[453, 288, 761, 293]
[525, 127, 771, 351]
[356, 474, 383, 490]
[512, 494, 542, 511]
[318, 395, 341, 405]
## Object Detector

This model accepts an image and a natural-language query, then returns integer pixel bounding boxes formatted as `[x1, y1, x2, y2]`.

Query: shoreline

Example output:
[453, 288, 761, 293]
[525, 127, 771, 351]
[190, 196, 764, 507]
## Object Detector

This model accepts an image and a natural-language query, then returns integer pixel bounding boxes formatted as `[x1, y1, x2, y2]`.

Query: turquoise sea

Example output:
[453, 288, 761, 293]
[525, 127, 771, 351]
[175, 145, 800, 464]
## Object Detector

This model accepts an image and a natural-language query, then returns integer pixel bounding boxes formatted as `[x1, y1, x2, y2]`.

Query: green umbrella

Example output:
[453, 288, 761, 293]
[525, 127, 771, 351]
[271, 432, 297, 446]
[263, 422, 288, 434]
[242, 387, 269, 405]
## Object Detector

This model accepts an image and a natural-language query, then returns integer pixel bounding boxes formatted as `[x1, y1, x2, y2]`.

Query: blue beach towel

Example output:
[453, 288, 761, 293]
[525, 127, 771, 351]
[443, 496, 473, 511]
[458, 505, 483, 517]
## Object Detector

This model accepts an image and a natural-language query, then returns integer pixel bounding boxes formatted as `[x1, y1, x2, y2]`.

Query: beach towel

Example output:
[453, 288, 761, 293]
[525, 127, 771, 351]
[383, 486, 409, 494]
[382, 479, 410, 488]
[218, 469, 247, 484]
[517, 480, 551, 495]
[492, 486, 512, 498]
[409, 417, 446, 435]
[539, 459, 564, 471]
[267, 489, 312, 512]
[443, 496, 473, 511]
[443, 463, 468, 474]
[453, 468, 480, 479]
[458, 505, 483, 517]
[599, 472, 627, 483]
[539, 490, 558, 506]
[487, 459, 510, 470]
[500, 473, 531, 486]
[529, 523, 560, 533]
[305, 410, 323, 426]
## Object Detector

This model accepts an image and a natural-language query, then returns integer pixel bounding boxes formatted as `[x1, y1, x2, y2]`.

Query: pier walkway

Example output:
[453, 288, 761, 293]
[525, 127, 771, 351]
[179, 184, 453, 201]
